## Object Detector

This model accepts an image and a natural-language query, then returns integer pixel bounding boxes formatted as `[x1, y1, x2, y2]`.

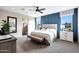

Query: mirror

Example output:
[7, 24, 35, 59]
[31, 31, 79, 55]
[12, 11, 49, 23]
[7, 16, 17, 33]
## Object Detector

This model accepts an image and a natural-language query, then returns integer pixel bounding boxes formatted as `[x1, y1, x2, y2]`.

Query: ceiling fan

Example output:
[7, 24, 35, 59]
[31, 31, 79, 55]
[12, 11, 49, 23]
[34, 6, 46, 14]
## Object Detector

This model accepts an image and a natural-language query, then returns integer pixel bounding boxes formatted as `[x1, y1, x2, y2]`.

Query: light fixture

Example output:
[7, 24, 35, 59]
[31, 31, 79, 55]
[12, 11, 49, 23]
[11, 7, 15, 10]
[21, 8, 25, 11]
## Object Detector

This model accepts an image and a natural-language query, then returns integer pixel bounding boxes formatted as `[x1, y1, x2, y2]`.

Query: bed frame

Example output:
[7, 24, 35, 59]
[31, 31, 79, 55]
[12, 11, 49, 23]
[28, 24, 57, 45]
[41, 24, 57, 30]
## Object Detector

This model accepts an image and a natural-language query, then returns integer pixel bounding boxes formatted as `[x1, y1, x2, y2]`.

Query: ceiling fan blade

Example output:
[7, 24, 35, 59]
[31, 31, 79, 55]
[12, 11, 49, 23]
[39, 8, 45, 10]
[38, 10, 43, 13]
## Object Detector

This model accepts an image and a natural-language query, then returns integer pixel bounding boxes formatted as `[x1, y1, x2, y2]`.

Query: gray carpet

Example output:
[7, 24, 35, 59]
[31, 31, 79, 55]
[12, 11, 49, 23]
[16, 36, 79, 53]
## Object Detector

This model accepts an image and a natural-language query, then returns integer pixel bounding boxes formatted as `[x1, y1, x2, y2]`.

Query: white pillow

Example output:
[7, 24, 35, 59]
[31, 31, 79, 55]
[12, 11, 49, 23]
[49, 29, 56, 32]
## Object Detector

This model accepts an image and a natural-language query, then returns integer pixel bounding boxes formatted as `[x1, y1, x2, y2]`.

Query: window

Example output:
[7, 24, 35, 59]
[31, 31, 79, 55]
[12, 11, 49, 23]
[61, 15, 73, 31]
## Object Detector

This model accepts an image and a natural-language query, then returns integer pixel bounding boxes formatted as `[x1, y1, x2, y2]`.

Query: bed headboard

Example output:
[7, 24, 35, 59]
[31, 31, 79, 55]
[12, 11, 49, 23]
[41, 24, 57, 30]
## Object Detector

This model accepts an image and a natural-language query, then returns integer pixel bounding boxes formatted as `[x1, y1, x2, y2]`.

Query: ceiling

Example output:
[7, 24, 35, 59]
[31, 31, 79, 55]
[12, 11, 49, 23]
[0, 6, 77, 17]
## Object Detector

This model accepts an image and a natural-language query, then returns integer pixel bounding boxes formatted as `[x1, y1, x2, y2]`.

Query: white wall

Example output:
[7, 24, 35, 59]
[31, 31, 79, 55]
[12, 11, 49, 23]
[0, 9, 29, 37]
[28, 17, 35, 35]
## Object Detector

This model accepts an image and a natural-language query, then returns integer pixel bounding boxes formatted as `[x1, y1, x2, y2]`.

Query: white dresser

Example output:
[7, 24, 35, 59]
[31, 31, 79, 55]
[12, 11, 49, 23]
[60, 31, 73, 42]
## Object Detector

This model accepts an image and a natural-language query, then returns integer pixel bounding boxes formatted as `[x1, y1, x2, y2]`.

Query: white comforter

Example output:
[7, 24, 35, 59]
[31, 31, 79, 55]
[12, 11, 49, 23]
[30, 30, 57, 44]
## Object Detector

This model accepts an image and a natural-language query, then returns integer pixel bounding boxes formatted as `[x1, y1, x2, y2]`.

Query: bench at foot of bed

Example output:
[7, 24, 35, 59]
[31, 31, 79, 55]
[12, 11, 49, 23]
[27, 35, 50, 46]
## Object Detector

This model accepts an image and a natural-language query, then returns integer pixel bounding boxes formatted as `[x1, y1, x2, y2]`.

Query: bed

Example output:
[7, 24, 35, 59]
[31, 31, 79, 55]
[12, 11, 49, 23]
[29, 24, 57, 45]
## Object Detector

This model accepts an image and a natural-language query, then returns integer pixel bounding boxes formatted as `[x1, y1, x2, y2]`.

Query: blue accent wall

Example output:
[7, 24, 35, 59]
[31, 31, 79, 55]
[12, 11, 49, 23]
[41, 13, 60, 24]
[41, 13, 61, 38]
[73, 8, 78, 42]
